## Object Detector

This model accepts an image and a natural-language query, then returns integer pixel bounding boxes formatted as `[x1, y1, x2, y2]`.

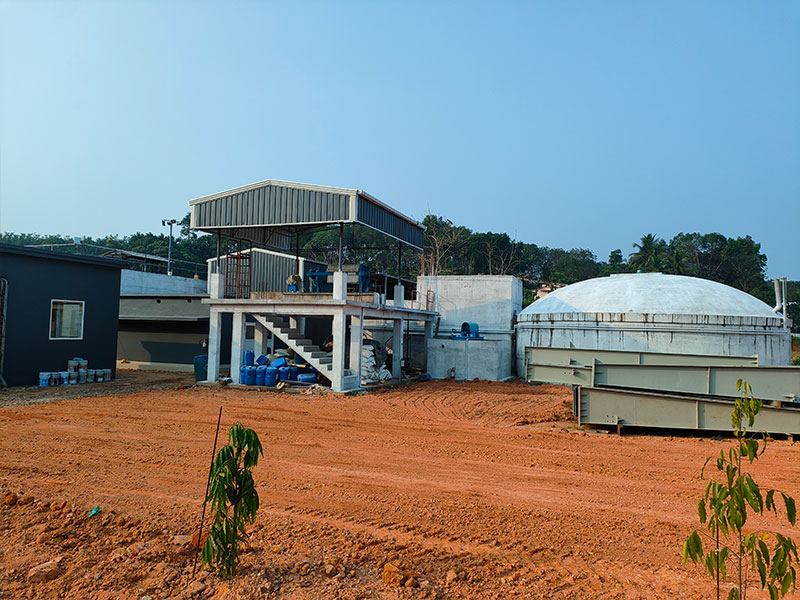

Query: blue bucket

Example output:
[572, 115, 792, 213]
[244, 350, 255, 367]
[245, 366, 257, 386]
[38, 372, 50, 387]
[297, 372, 317, 384]
[255, 366, 267, 386]
[265, 367, 279, 386]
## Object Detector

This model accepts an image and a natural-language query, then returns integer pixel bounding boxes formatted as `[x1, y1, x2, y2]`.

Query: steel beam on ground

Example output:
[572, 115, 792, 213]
[574, 386, 800, 435]
[593, 363, 800, 404]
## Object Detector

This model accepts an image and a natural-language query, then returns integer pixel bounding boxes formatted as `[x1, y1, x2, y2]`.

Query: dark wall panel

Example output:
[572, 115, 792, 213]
[1, 253, 121, 387]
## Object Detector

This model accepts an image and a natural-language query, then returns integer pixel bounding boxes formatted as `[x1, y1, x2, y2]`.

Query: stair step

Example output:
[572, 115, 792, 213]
[308, 351, 327, 358]
[318, 358, 332, 365]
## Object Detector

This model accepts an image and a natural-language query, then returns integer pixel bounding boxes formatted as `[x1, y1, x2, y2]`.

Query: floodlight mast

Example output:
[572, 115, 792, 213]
[162, 219, 178, 275]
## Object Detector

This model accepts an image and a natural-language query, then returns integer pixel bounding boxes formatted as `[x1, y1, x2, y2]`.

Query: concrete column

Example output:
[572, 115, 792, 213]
[209, 260, 226, 299]
[254, 321, 270, 356]
[231, 311, 246, 383]
[207, 308, 222, 382]
[393, 284, 405, 307]
[331, 310, 347, 391]
[423, 319, 433, 375]
[392, 318, 403, 380]
[289, 316, 306, 334]
[333, 271, 348, 300]
[349, 313, 363, 383]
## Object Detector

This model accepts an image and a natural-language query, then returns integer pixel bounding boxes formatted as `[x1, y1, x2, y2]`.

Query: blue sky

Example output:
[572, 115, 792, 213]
[1, 1, 798, 277]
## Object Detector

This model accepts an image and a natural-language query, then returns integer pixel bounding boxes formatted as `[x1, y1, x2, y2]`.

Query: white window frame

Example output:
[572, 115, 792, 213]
[49, 299, 85, 341]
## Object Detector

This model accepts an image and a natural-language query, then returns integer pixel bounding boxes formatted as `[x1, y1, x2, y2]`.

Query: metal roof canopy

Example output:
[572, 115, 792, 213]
[189, 179, 424, 251]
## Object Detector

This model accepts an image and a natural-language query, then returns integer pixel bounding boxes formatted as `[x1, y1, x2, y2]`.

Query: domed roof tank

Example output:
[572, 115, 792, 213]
[516, 273, 790, 369]
[520, 273, 777, 318]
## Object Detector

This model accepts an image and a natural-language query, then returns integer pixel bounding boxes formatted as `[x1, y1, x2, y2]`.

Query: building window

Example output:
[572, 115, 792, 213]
[50, 300, 85, 340]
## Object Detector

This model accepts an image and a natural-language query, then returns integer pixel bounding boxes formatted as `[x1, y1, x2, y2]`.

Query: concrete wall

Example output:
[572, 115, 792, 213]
[427, 338, 512, 381]
[516, 314, 792, 374]
[417, 275, 522, 336]
[121, 270, 206, 295]
[416, 275, 521, 379]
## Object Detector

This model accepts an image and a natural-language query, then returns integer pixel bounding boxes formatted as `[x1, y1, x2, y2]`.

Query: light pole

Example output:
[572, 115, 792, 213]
[162, 219, 178, 275]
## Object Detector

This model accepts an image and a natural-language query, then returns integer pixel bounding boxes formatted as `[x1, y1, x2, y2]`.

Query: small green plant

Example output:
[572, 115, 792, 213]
[683, 380, 798, 600]
[201, 423, 263, 578]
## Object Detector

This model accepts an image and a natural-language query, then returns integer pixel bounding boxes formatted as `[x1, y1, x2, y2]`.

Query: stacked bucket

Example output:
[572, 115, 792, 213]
[38, 357, 113, 386]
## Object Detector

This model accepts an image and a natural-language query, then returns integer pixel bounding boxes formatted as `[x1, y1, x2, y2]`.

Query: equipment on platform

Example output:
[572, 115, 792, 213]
[452, 322, 482, 340]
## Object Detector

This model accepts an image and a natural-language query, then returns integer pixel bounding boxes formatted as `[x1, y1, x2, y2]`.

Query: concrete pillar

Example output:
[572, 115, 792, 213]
[289, 316, 306, 334]
[331, 310, 347, 391]
[254, 321, 270, 356]
[207, 308, 222, 382]
[349, 313, 363, 383]
[423, 319, 433, 375]
[209, 260, 226, 299]
[231, 311, 246, 383]
[392, 318, 403, 380]
[393, 284, 405, 308]
[333, 271, 347, 300]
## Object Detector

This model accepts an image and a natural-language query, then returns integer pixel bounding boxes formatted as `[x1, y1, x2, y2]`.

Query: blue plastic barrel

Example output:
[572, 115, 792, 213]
[297, 372, 317, 383]
[278, 367, 291, 381]
[255, 366, 267, 386]
[287, 366, 299, 381]
[239, 365, 247, 384]
[255, 354, 268, 366]
[265, 367, 279, 386]
[271, 356, 287, 368]
[245, 366, 257, 385]
[244, 350, 255, 367]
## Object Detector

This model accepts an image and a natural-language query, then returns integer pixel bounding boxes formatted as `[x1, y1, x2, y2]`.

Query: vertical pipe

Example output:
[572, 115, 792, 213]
[167, 222, 174, 276]
[295, 232, 300, 276]
[397, 241, 402, 276]
[338, 223, 344, 271]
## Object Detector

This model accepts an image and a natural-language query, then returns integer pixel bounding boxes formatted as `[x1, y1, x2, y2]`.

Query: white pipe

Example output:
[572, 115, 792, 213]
[773, 278, 783, 313]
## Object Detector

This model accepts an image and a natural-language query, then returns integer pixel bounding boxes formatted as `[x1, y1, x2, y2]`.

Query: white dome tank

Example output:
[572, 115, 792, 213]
[516, 273, 791, 372]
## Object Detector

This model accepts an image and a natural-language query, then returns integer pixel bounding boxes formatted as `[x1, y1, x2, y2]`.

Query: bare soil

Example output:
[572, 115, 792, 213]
[0, 379, 798, 599]
[0, 370, 194, 407]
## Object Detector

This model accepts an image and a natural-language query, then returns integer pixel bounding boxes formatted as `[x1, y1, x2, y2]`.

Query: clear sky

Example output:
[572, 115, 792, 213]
[1, 1, 798, 277]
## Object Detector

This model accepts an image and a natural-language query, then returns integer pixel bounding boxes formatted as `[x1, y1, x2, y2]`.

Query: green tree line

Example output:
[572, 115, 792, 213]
[2, 212, 797, 330]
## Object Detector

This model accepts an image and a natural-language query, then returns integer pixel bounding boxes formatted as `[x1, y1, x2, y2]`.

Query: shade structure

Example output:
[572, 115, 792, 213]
[189, 179, 424, 251]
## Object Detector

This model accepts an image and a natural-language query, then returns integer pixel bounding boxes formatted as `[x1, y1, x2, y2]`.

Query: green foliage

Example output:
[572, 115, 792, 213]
[201, 423, 264, 579]
[683, 380, 798, 599]
[2, 209, 787, 311]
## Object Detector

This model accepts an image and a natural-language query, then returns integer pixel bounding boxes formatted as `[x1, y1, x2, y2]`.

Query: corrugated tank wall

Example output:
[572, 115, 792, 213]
[211, 250, 324, 294]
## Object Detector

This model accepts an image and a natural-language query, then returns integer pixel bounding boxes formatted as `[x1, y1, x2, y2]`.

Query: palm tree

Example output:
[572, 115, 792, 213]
[663, 247, 688, 275]
[629, 234, 664, 272]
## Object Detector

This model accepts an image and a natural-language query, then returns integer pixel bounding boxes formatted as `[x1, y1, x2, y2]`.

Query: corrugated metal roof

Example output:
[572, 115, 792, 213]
[189, 179, 424, 249]
[1, 243, 126, 269]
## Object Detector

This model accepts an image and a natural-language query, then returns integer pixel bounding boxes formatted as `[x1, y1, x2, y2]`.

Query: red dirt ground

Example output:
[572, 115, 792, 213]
[1, 378, 798, 599]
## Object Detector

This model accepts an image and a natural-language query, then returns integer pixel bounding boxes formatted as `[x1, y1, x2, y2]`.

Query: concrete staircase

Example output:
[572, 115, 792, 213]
[252, 315, 334, 377]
